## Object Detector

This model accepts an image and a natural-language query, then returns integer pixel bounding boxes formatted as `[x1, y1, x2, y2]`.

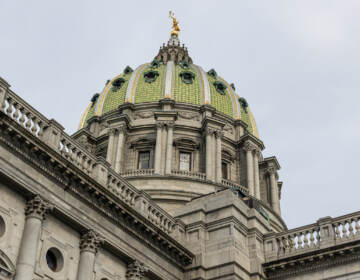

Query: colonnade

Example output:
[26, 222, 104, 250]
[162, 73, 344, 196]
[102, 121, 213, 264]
[14, 195, 148, 280]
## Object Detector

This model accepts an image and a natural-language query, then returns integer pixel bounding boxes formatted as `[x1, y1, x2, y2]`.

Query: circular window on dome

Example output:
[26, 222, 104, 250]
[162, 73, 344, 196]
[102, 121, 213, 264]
[213, 81, 227, 95]
[46, 248, 64, 272]
[179, 71, 195, 84]
[0, 215, 5, 238]
[143, 70, 159, 83]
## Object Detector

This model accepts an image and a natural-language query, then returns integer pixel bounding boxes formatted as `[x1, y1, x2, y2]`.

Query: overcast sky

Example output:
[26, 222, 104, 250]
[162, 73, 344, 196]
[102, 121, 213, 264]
[1, 1, 359, 229]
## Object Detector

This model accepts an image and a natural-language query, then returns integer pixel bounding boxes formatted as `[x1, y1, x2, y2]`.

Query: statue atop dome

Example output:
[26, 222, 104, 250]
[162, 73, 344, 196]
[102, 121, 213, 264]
[169, 11, 180, 37]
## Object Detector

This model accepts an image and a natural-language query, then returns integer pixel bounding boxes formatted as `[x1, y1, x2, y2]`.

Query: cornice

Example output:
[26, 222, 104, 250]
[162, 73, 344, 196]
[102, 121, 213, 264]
[238, 133, 265, 150]
[264, 244, 360, 279]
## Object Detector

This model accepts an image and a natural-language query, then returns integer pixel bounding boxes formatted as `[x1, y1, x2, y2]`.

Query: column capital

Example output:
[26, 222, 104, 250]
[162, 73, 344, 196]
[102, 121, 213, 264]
[80, 230, 103, 253]
[204, 127, 216, 136]
[25, 195, 52, 220]
[214, 130, 224, 139]
[109, 127, 117, 136]
[243, 140, 257, 152]
[126, 260, 148, 280]
[254, 148, 261, 158]
[156, 122, 165, 129]
[166, 121, 175, 129]
[266, 165, 277, 175]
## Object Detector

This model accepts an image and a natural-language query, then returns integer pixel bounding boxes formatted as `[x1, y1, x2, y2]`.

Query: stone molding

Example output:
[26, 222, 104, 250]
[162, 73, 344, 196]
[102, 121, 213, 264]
[79, 230, 103, 253]
[243, 140, 257, 152]
[25, 195, 52, 220]
[126, 260, 148, 280]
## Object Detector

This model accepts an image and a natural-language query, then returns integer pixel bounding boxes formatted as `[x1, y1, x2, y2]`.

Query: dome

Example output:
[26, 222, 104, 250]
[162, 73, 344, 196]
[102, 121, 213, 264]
[79, 35, 258, 137]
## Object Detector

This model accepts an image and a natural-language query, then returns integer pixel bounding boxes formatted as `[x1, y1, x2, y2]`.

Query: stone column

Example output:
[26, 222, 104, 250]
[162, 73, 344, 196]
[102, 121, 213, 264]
[205, 128, 214, 181]
[106, 128, 116, 165]
[253, 150, 261, 199]
[243, 141, 255, 196]
[15, 196, 51, 280]
[154, 123, 163, 174]
[126, 260, 148, 280]
[215, 130, 223, 183]
[165, 122, 174, 174]
[114, 126, 126, 173]
[76, 230, 102, 280]
[268, 166, 280, 215]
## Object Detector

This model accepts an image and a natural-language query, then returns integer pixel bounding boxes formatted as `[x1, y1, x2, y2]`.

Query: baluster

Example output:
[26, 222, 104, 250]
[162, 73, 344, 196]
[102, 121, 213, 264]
[341, 221, 347, 239]
[18, 108, 25, 126]
[303, 231, 309, 248]
[355, 218, 360, 236]
[334, 223, 339, 239]
[0, 93, 7, 112]
[310, 229, 316, 247]
[25, 112, 31, 129]
[5, 97, 13, 116]
[38, 121, 44, 137]
[31, 116, 38, 134]
[349, 219, 355, 237]
[12, 103, 20, 120]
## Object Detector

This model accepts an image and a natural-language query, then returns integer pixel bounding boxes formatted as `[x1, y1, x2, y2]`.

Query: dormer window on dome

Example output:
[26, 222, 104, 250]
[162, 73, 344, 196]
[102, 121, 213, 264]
[124, 66, 133, 75]
[179, 71, 195, 84]
[112, 78, 126, 91]
[207, 69, 217, 79]
[239, 97, 248, 112]
[213, 81, 227, 95]
[150, 59, 160, 69]
[180, 59, 190, 69]
[144, 70, 159, 83]
[90, 93, 100, 107]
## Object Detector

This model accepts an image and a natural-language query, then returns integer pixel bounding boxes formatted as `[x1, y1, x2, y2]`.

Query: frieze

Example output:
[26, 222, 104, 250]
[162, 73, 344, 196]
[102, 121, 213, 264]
[134, 111, 154, 120]
[177, 111, 200, 121]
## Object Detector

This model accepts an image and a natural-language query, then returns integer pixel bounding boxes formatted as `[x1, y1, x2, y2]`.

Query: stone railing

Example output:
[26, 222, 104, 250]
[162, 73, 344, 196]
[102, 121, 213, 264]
[221, 178, 248, 195]
[0, 84, 178, 236]
[120, 169, 155, 177]
[264, 211, 360, 262]
[171, 169, 206, 180]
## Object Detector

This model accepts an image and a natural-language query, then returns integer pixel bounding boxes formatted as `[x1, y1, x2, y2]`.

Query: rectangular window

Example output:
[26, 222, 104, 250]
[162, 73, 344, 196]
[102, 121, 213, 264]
[179, 152, 191, 171]
[222, 162, 228, 179]
[138, 151, 150, 169]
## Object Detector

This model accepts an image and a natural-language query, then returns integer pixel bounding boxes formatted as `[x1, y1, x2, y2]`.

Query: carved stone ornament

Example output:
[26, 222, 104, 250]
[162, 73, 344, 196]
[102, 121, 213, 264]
[178, 111, 200, 121]
[243, 140, 256, 152]
[79, 230, 103, 253]
[134, 111, 154, 120]
[126, 260, 148, 280]
[266, 165, 276, 175]
[25, 195, 52, 220]
[215, 130, 224, 139]
[223, 124, 234, 134]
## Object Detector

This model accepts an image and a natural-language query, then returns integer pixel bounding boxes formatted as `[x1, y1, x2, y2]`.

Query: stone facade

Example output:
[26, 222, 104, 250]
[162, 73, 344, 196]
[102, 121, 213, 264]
[0, 34, 360, 280]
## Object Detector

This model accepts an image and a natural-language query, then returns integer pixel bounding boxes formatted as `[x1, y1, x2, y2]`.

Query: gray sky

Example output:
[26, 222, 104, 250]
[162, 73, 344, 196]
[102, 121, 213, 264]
[1, 0, 359, 229]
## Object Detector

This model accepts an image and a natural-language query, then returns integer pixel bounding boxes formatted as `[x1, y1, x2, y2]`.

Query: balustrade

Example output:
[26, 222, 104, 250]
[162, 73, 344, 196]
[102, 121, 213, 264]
[0, 87, 180, 237]
[265, 211, 360, 261]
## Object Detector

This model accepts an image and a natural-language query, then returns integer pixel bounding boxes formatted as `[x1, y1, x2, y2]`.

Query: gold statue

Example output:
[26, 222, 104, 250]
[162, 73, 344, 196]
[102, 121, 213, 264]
[169, 11, 180, 37]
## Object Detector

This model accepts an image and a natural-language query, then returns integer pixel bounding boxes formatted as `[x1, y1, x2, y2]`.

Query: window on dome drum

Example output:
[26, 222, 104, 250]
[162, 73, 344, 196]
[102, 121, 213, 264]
[179, 152, 191, 171]
[112, 78, 126, 91]
[222, 162, 228, 180]
[138, 151, 150, 169]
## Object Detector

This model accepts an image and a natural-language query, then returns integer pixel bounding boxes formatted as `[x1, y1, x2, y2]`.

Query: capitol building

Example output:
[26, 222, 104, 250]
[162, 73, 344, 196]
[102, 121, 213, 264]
[0, 15, 359, 280]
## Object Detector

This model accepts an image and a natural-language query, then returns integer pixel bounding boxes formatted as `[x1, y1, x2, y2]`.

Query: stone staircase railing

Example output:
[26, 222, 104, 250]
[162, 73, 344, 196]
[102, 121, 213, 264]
[0, 84, 178, 236]
[221, 178, 248, 195]
[264, 211, 360, 262]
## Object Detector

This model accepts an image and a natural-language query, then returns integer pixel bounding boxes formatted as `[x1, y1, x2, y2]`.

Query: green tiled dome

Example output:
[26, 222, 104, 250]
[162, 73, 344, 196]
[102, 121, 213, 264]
[79, 38, 258, 137]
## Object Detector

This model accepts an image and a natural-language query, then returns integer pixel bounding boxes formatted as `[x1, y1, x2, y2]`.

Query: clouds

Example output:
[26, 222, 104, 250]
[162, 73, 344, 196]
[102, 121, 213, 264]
[0, 0, 359, 229]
